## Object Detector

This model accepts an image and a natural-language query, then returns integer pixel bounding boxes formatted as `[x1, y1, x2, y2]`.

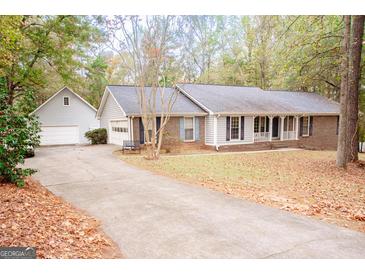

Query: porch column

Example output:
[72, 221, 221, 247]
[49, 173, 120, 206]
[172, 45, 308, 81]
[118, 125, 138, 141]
[280, 116, 285, 141]
[130, 116, 134, 141]
[295, 116, 299, 140]
[268, 116, 273, 142]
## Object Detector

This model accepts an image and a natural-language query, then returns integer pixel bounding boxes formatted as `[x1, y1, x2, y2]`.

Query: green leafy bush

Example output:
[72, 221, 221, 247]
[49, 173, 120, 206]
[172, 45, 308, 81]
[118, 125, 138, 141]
[85, 128, 107, 144]
[0, 88, 40, 187]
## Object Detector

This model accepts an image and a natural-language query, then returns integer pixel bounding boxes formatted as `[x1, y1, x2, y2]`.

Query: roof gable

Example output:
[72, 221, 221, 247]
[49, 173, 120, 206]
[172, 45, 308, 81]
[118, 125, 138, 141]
[31, 87, 97, 115]
[102, 85, 207, 116]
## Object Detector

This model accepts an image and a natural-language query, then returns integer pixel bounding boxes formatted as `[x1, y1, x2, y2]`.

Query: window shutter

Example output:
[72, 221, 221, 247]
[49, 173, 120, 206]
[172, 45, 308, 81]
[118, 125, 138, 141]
[240, 116, 245, 140]
[156, 117, 161, 140]
[336, 116, 339, 135]
[299, 117, 303, 136]
[265, 116, 269, 132]
[139, 118, 144, 144]
[195, 117, 200, 141]
[179, 117, 185, 141]
[226, 116, 231, 141]
[309, 116, 313, 136]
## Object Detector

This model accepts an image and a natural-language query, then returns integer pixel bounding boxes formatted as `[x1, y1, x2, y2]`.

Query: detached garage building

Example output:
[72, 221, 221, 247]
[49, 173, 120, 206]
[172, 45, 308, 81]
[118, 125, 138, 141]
[32, 87, 100, 145]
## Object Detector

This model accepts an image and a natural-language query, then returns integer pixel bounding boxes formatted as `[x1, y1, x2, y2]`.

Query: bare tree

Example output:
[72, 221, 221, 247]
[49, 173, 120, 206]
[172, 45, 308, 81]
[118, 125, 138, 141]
[105, 16, 179, 159]
[336, 15, 351, 168]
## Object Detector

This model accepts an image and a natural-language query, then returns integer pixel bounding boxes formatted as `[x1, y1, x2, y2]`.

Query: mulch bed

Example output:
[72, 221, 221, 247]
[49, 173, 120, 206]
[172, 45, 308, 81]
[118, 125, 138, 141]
[0, 178, 122, 259]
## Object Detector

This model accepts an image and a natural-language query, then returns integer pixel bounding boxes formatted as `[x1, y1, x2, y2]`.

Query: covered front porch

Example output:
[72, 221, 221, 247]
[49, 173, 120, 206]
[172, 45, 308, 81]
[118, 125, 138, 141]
[253, 115, 299, 142]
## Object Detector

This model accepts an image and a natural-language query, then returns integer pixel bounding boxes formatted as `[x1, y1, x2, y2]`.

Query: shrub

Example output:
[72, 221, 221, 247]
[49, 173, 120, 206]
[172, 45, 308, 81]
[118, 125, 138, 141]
[0, 89, 40, 187]
[85, 128, 107, 144]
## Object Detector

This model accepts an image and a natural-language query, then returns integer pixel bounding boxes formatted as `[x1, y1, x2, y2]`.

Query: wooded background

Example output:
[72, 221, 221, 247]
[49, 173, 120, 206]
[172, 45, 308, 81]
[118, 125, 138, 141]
[1, 15, 364, 141]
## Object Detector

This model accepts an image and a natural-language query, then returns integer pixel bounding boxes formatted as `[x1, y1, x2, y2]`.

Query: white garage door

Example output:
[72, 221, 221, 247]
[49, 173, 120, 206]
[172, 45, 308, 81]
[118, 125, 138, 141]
[109, 120, 129, 145]
[40, 126, 79, 145]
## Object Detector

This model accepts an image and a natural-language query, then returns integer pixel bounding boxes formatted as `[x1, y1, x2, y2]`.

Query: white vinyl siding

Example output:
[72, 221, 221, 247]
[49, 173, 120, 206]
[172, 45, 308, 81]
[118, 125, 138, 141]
[217, 116, 254, 145]
[205, 115, 215, 145]
[100, 92, 126, 142]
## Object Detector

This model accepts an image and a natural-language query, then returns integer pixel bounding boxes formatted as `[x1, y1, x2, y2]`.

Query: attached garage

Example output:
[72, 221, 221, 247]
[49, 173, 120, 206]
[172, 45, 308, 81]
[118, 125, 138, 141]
[109, 120, 129, 145]
[39, 126, 79, 145]
[96, 85, 207, 147]
[32, 87, 100, 146]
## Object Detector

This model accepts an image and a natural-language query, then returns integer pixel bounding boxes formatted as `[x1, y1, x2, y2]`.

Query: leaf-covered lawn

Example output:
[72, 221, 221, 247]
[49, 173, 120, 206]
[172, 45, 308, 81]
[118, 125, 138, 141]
[0, 179, 122, 259]
[120, 150, 365, 233]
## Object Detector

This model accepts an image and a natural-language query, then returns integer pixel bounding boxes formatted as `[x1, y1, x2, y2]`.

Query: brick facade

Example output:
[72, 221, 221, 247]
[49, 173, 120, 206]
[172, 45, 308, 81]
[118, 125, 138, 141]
[218, 116, 339, 152]
[298, 116, 338, 150]
[218, 140, 300, 152]
[132, 115, 338, 152]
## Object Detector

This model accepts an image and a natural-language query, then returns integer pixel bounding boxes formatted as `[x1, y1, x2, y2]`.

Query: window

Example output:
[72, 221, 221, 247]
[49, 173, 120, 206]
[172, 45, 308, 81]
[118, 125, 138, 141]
[231, 117, 240, 140]
[143, 118, 159, 143]
[260, 116, 266, 132]
[254, 116, 269, 133]
[302, 116, 310, 136]
[63, 96, 70, 106]
[184, 117, 194, 141]
[112, 127, 128, 133]
[146, 120, 154, 143]
[288, 116, 294, 131]
[254, 117, 259, 133]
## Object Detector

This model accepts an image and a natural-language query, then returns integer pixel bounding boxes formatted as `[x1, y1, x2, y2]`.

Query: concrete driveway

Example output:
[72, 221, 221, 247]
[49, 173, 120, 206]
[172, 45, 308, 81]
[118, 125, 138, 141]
[25, 145, 365, 258]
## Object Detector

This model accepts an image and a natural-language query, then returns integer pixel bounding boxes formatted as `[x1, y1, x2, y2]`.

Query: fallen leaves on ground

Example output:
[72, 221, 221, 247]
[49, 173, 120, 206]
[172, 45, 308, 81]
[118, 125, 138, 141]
[0, 178, 122, 259]
[120, 150, 365, 233]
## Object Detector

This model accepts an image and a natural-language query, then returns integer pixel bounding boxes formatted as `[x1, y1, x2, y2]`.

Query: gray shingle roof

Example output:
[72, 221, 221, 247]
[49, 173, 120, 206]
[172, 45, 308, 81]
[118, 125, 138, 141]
[178, 84, 340, 115]
[107, 85, 206, 116]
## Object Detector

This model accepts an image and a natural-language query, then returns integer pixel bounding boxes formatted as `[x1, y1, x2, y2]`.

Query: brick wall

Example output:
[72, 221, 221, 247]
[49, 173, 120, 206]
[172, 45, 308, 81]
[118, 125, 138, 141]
[132, 115, 338, 152]
[218, 140, 299, 152]
[219, 116, 338, 152]
[299, 116, 338, 150]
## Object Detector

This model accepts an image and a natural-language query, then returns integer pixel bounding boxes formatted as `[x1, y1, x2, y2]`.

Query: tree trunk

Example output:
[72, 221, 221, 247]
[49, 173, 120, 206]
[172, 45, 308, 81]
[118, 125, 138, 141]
[336, 16, 351, 168]
[346, 15, 365, 162]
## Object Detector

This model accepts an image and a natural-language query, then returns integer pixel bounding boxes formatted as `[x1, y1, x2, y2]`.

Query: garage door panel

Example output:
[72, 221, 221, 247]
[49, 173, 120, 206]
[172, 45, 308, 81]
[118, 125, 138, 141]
[40, 126, 79, 145]
[109, 120, 129, 145]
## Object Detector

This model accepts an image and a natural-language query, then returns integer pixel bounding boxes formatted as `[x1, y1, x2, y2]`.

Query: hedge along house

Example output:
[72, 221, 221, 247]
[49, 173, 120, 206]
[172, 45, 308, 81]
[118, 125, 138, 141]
[176, 84, 340, 151]
[96, 85, 207, 148]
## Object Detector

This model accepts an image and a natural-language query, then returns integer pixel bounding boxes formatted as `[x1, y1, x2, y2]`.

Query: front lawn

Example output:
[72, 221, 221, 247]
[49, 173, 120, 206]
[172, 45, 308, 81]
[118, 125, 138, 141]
[119, 150, 365, 233]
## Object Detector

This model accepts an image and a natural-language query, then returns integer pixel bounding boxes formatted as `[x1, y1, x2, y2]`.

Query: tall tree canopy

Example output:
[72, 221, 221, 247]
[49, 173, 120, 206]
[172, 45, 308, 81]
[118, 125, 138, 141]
[0, 15, 364, 175]
[0, 15, 104, 110]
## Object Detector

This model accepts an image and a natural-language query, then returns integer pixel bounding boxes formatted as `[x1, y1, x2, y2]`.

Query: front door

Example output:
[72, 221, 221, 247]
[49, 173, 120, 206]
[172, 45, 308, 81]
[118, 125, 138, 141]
[272, 117, 279, 138]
